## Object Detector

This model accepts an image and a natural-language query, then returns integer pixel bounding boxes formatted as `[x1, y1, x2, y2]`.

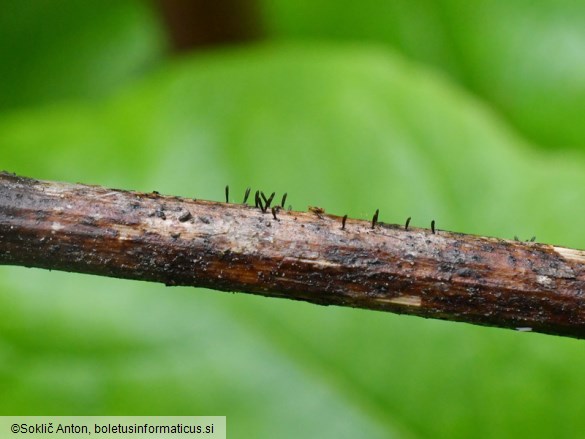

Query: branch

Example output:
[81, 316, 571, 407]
[1, 172, 585, 339]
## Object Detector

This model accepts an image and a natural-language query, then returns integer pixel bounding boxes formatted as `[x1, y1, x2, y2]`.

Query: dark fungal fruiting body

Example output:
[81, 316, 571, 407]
[243, 187, 251, 205]
[254, 190, 261, 209]
[372, 209, 379, 229]
[260, 192, 275, 212]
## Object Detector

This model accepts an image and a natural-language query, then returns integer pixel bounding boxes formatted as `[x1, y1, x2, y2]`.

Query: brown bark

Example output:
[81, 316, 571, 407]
[155, 0, 262, 52]
[1, 172, 585, 339]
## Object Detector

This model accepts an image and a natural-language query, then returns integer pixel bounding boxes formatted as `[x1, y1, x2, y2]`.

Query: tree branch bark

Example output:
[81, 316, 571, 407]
[1, 172, 585, 338]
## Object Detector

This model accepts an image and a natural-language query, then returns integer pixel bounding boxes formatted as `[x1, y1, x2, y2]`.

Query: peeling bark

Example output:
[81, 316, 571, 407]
[1, 172, 585, 339]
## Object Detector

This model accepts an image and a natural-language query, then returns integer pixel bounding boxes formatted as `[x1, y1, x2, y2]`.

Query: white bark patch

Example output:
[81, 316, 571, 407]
[51, 222, 64, 232]
[376, 295, 421, 307]
[294, 258, 341, 268]
[536, 275, 553, 287]
[554, 246, 585, 264]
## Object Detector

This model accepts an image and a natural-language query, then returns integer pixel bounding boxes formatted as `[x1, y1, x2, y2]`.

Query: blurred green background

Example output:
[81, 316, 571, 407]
[2, 1, 585, 437]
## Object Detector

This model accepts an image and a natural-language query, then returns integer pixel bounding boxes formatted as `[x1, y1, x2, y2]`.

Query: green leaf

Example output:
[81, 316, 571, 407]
[2, 44, 585, 438]
[259, 0, 585, 150]
[0, 0, 164, 111]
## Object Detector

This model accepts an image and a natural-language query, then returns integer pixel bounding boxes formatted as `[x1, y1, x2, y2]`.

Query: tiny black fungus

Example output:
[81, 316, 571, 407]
[309, 206, 325, 217]
[271, 207, 279, 221]
[261, 197, 268, 212]
[243, 187, 251, 204]
[431, 220, 436, 234]
[342, 214, 347, 230]
[281, 193, 287, 208]
[405, 217, 411, 231]
[255, 190, 261, 208]
[225, 185, 229, 203]
[264, 192, 275, 209]
[371, 209, 379, 229]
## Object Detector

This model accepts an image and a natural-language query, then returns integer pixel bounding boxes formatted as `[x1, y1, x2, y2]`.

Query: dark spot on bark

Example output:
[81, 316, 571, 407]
[481, 244, 495, 252]
[199, 216, 211, 224]
[548, 260, 560, 270]
[79, 217, 97, 226]
[439, 263, 454, 273]
[456, 268, 475, 278]
[35, 210, 48, 221]
[178, 211, 191, 222]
